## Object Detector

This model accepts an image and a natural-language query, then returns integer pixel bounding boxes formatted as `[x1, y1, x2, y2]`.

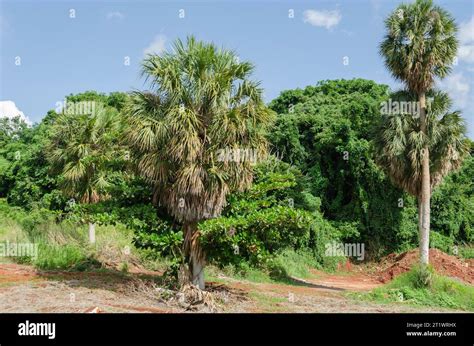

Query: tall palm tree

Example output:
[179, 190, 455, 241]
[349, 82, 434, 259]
[125, 36, 274, 289]
[375, 90, 469, 259]
[380, 0, 458, 265]
[47, 105, 123, 243]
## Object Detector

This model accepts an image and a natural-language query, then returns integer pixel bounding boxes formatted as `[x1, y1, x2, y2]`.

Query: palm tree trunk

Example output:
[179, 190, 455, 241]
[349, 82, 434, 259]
[417, 198, 423, 235]
[183, 221, 205, 289]
[88, 222, 96, 244]
[419, 92, 430, 265]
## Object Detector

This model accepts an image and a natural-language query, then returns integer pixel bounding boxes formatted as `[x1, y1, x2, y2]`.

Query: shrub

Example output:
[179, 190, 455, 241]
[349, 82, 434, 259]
[430, 231, 455, 254]
[358, 266, 474, 311]
[200, 206, 314, 267]
[34, 242, 87, 270]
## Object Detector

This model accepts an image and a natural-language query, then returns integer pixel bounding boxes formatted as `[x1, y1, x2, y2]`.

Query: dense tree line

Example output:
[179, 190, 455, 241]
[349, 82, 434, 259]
[1, 1, 473, 287]
[1, 78, 471, 282]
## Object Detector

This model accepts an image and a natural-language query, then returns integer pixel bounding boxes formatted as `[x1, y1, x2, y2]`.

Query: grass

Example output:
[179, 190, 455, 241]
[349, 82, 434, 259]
[206, 248, 324, 285]
[2, 201, 315, 286]
[458, 244, 474, 259]
[206, 263, 274, 283]
[0, 203, 147, 272]
[249, 291, 288, 312]
[34, 242, 88, 270]
[351, 266, 474, 311]
[268, 248, 319, 279]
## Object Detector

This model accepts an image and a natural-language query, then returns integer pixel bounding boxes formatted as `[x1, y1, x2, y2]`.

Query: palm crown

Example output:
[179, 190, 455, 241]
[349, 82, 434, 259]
[125, 36, 274, 224]
[380, 0, 458, 95]
[375, 90, 469, 197]
[48, 106, 122, 204]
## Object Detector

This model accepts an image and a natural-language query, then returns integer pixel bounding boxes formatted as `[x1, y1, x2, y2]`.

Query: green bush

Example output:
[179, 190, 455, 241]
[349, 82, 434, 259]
[267, 248, 318, 279]
[410, 265, 435, 289]
[34, 242, 87, 270]
[201, 206, 314, 266]
[430, 232, 455, 254]
[200, 158, 342, 270]
[458, 245, 474, 259]
[359, 267, 474, 311]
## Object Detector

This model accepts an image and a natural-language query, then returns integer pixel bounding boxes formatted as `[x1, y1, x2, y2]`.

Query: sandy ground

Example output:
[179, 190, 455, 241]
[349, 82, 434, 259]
[0, 263, 461, 313]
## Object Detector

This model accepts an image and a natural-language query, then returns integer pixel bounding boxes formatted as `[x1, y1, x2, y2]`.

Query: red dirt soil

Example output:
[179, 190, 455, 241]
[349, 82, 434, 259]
[375, 248, 473, 284]
[0, 263, 38, 284]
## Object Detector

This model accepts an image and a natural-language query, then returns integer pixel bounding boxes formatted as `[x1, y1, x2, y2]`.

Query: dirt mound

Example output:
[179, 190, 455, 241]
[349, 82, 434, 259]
[376, 248, 473, 284]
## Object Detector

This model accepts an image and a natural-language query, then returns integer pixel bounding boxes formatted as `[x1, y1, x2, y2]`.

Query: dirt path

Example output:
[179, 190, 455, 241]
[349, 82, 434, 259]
[0, 263, 460, 313]
[214, 271, 454, 313]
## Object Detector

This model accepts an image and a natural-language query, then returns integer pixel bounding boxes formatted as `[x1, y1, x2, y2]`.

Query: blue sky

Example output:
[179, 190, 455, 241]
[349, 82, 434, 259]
[1, 0, 473, 136]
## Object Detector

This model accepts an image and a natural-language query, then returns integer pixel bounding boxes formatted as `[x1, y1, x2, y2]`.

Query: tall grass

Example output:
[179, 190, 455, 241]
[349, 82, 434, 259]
[352, 266, 474, 311]
[0, 200, 141, 271]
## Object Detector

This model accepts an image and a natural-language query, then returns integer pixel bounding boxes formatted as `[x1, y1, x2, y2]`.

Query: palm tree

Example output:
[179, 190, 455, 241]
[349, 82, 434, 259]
[47, 105, 123, 243]
[375, 90, 469, 260]
[125, 36, 274, 289]
[380, 0, 458, 265]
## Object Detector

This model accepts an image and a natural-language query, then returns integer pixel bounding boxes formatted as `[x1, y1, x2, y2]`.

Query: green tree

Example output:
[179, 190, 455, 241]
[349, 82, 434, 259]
[47, 105, 124, 243]
[375, 90, 469, 241]
[125, 36, 274, 288]
[0, 114, 63, 209]
[268, 79, 415, 257]
[380, 0, 459, 264]
[431, 141, 474, 243]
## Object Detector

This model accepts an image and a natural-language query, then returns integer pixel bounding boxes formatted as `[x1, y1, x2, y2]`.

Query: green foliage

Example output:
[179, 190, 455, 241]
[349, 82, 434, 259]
[0, 80, 471, 278]
[47, 104, 125, 205]
[0, 114, 63, 210]
[200, 158, 340, 269]
[268, 79, 420, 257]
[431, 152, 474, 242]
[269, 79, 472, 257]
[411, 264, 435, 289]
[357, 266, 474, 311]
[379, 0, 458, 94]
[34, 242, 89, 270]
[133, 229, 183, 259]
[0, 199, 142, 271]
[65, 91, 129, 111]
[201, 205, 314, 266]
[267, 248, 318, 279]
[0, 92, 130, 212]
[429, 232, 454, 254]
[125, 36, 275, 227]
[68, 201, 182, 260]
[374, 90, 469, 198]
[458, 245, 474, 259]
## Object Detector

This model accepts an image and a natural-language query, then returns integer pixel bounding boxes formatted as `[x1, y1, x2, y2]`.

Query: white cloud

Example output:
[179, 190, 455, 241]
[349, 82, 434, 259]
[0, 101, 31, 125]
[143, 34, 167, 56]
[458, 45, 474, 63]
[459, 16, 474, 44]
[106, 11, 124, 20]
[440, 73, 470, 108]
[303, 9, 341, 30]
[458, 16, 474, 64]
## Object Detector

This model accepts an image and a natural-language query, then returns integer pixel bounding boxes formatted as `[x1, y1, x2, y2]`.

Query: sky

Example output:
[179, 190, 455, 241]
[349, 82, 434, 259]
[0, 0, 473, 136]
